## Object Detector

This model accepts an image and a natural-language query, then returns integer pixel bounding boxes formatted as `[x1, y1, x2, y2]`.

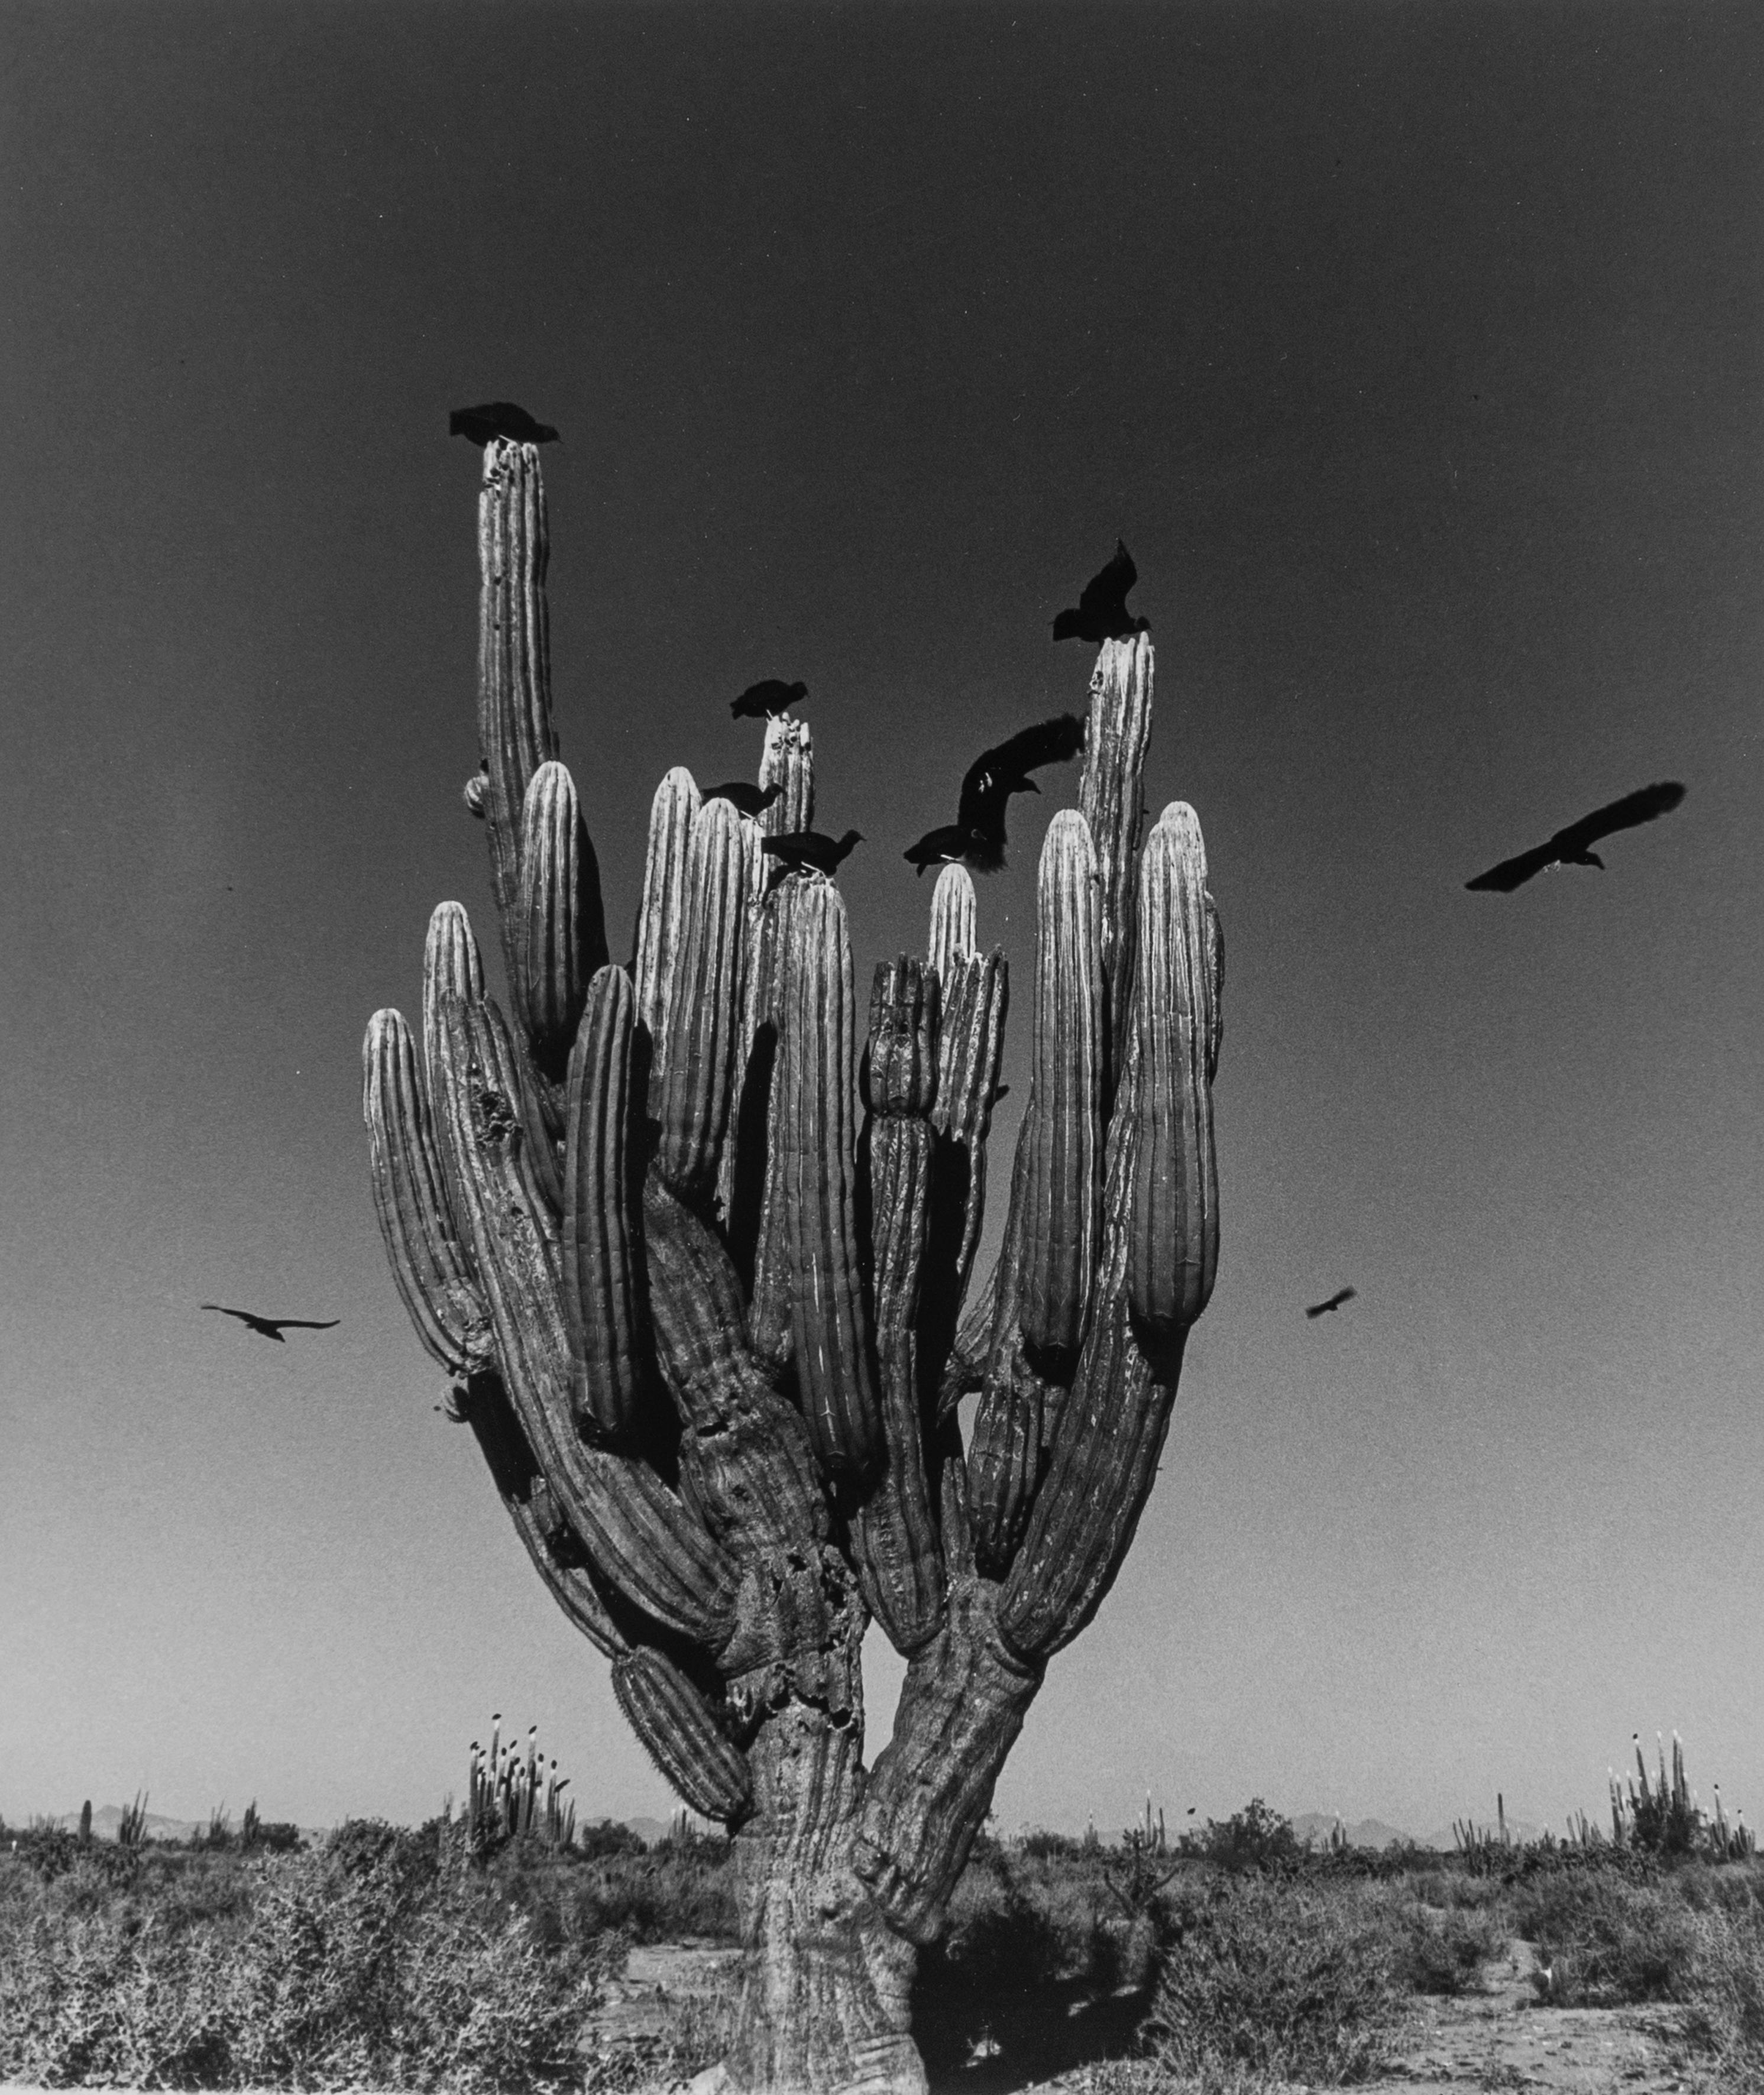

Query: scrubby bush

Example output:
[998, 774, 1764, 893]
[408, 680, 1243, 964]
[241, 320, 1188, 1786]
[1142, 1874, 1406, 2085]
[1515, 1866, 1702, 2005]
[1178, 1798, 1302, 1873]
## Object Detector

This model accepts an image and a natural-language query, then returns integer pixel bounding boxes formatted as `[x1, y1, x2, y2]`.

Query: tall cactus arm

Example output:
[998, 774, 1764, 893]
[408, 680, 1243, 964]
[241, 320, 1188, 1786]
[656, 796, 747, 1211]
[362, 1009, 493, 1377]
[562, 965, 650, 1443]
[778, 880, 883, 1489]
[852, 959, 946, 1654]
[926, 863, 976, 983]
[633, 767, 701, 1067]
[759, 714, 813, 836]
[422, 902, 487, 1102]
[920, 948, 1008, 1391]
[1127, 804, 1219, 1347]
[1078, 633, 1154, 1056]
[1205, 892, 1225, 1082]
[714, 813, 770, 1231]
[477, 441, 558, 956]
[516, 761, 609, 1079]
[614, 1647, 755, 1824]
[428, 977, 739, 1646]
[1018, 811, 1104, 1356]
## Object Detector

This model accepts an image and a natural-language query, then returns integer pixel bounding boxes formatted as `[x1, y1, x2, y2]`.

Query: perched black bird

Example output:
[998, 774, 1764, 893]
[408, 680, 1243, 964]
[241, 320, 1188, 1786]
[449, 403, 561, 447]
[201, 1304, 339, 1343]
[762, 828, 863, 878]
[701, 780, 782, 819]
[1464, 782, 1687, 892]
[1305, 1287, 1357, 1320]
[1053, 540, 1150, 643]
[731, 679, 808, 720]
[904, 713, 1087, 873]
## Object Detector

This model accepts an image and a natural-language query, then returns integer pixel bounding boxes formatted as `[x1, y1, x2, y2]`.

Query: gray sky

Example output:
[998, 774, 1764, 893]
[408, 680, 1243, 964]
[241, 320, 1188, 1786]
[3, 1, 1759, 1841]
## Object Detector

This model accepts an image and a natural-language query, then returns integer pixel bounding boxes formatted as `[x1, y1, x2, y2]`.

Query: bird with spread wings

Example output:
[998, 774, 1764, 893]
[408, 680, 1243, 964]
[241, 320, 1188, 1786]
[1465, 782, 1686, 892]
[904, 713, 1086, 874]
[201, 1304, 339, 1343]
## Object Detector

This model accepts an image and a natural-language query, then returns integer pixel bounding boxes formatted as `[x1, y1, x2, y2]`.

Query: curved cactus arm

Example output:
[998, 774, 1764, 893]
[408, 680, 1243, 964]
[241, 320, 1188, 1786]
[778, 880, 882, 1489]
[516, 761, 609, 1079]
[428, 979, 739, 1647]
[1127, 805, 1219, 1347]
[853, 1572, 1043, 1944]
[1077, 633, 1154, 1063]
[362, 1009, 494, 1378]
[656, 796, 747, 1211]
[633, 767, 701, 1070]
[640, 1174, 828, 1549]
[759, 714, 813, 836]
[851, 959, 946, 1654]
[452, 1371, 630, 1660]
[1018, 811, 1104, 1356]
[926, 863, 976, 983]
[563, 965, 651, 1443]
[935, 1258, 997, 1426]
[614, 1646, 755, 1824]
[477, 442, 558, 960]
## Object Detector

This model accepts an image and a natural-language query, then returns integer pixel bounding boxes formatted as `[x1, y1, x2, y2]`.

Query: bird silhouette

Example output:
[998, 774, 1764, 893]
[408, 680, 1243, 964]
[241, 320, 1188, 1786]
[449, 403, 561, 446]
[202, 1304, 339, 1343]
[700, 780, 782, 819]
[1305, 1287, 1356, 1319]
[1053, 540, 1150, 643]
[1465, 782, 1686, 892]
[762, 828, 862, 878]
[903, 714, 1087, 874]
[730, 679, 808, 720]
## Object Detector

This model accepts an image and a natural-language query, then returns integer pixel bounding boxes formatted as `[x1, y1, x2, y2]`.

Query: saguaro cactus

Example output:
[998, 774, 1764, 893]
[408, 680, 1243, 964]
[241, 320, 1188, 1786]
[362, 439, 1224, 2095]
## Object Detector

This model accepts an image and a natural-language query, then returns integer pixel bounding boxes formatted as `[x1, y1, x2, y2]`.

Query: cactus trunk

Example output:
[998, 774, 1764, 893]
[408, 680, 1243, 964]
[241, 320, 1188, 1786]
[364, 438, 1228, 2095]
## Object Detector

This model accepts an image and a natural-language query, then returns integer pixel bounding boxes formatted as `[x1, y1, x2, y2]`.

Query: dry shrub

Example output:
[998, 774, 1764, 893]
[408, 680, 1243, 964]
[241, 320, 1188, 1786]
[1142, 1875, 1406, 2085]
[1515, 1867, 1701, 2005]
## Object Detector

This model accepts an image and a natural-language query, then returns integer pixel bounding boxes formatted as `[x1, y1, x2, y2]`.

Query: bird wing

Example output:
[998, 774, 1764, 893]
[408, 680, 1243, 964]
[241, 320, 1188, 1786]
[958, 714, 1086, 830]
[1553, 781, 1687, 854]
[200, 1303, 255, 1324]
[267, 1317, 341, 1332]
[1464, 839, 1560, 892]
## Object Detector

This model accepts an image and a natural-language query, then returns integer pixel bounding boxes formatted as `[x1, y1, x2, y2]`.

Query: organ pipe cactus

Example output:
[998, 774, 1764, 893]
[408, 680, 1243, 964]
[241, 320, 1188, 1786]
[362, 438, 1225, 2095]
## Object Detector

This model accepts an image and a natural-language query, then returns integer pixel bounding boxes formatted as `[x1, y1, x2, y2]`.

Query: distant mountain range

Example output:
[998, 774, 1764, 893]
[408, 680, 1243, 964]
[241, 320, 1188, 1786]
[21, 1804, 686, 1848]
[1291, 1810, 1552, 1853]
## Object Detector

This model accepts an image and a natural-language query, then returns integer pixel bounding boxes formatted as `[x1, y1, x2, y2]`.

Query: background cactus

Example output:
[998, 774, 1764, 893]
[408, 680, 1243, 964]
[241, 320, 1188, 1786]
[362, 439, 1224, 2095]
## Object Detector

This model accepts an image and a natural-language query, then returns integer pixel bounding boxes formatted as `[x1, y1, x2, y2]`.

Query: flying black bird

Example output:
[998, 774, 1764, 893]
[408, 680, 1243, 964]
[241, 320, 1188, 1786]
[762, 828, 863, 878]
[700, 780, 782, 819]
[731, 679, 808, 720]
[449, 403, 561, 447]
[1305, 1287, 1356, 1319]
[201, 1304, 339, 1343]
[1464, 782, 1687, 892]
[903, 713, 1087, 874]
[1052, 540, 1151, 644]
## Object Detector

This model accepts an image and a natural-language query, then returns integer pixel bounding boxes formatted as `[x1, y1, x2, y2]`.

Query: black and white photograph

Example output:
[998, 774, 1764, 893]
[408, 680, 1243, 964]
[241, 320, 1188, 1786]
[2, 5, 1759, 2090]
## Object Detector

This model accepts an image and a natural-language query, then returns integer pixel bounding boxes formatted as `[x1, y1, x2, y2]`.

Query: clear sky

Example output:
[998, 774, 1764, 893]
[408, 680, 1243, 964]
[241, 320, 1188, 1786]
[2, 1, 1759, 1843]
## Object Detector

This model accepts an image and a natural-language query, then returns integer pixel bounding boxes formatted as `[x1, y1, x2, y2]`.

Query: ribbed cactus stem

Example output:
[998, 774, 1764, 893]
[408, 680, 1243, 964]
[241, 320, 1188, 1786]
[564, 965, 649, 1442]
[516, 760, 609, 1077]
[1018, 810, 1103, 1355]
[714, 814, 772, 1230]
[634, 767, 701, 1071]
[927, 864, 976, 983]
[759, 715, 813, 836]
[1079, 633, 1154, 1060]
[613, 1647, 753, 1824]
[1127, 804, 1219, 1345]
[477, 441, 557, 937]
[422, 901, 485, 1097]
[362, 1008, 492, 1376]
[778, 880, 881, 1487]
[852, 959, 944, 1653]
[656, 796, 747, 1209]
